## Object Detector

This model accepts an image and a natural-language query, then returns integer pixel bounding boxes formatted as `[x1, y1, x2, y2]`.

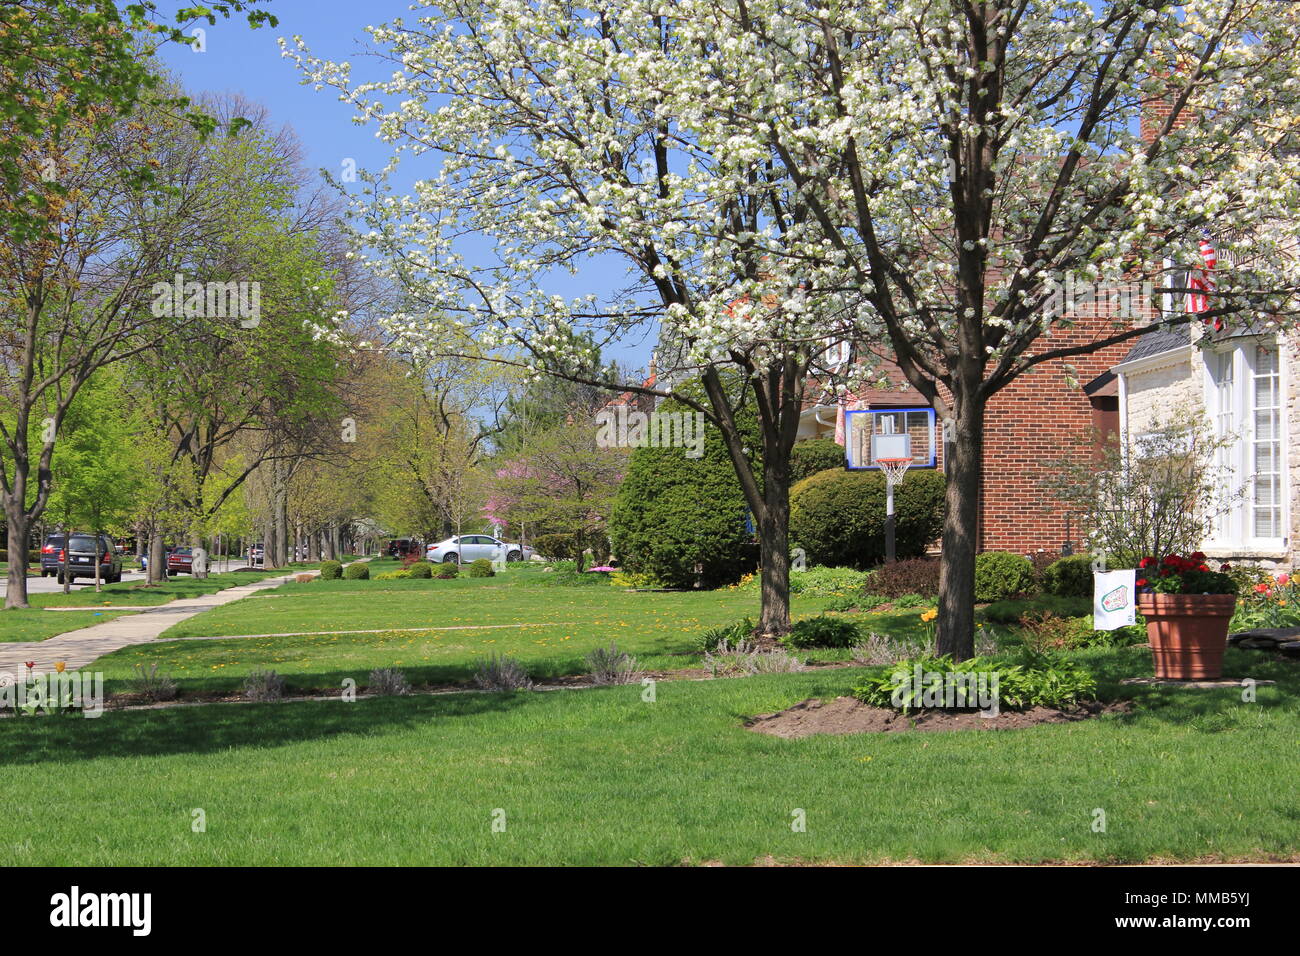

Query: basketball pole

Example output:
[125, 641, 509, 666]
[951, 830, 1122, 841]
[885, 478, 896, 564]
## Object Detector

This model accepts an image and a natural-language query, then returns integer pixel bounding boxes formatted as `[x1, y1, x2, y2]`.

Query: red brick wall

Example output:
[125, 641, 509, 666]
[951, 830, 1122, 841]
[978, 321, 1136, 556]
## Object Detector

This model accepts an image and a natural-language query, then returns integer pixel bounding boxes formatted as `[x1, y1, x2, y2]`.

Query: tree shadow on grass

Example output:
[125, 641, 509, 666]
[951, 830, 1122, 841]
[0, 690, 530, 767]
[1086, 646, 1299, 726]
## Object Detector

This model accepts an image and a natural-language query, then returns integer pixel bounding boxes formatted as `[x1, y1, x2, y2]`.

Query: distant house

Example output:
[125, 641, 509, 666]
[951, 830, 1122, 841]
[1110, 324, 1295, 569]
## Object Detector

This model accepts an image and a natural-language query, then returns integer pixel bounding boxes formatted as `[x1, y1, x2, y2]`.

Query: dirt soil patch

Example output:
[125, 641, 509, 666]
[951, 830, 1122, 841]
[747, 696, 1131, 737]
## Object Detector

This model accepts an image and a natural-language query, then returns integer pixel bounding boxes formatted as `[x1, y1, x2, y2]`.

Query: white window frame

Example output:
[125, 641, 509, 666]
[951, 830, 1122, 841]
[1203, 336, 1288, 552]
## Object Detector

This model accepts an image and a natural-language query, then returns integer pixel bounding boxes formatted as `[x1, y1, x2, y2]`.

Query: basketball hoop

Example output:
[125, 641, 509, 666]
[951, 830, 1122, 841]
[875, 457, 912, 487]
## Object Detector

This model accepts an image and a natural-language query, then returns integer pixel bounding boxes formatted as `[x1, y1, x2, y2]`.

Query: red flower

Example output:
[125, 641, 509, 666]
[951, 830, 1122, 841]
[1190, 552, 1206, 563]
[1255, 583, 1270, 593]
[1220, 563, 1232, 572]
[1135, 578, 1148, 588]
[1198, 564, 1210, 572]
[1138, 557, 1155, 569]
[1279, 573, 1291, 586]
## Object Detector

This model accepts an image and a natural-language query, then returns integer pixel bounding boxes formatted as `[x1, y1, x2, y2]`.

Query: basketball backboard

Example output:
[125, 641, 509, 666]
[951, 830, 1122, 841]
[844, 407, 938, 470]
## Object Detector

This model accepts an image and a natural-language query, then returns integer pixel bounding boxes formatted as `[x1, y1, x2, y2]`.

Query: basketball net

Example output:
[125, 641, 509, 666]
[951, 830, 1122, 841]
[876, 457, 912, 487]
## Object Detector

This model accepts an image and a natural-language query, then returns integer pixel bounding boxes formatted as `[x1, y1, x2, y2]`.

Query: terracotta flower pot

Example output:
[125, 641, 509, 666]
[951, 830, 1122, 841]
[1136, 593, 1237, 680]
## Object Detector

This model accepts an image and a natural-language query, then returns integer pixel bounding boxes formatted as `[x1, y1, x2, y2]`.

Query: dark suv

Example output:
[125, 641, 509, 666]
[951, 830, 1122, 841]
[42, 533, 123, 583]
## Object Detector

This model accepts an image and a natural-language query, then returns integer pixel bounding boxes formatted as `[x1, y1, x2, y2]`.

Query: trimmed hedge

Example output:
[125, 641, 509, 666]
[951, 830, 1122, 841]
[1041, 554, 1095, 598]
[790, 437, 847, 484]
[434, 561, 459, 579]
[789, 467, 945, 570]
[469, 558, 495, 577]
[343, 562, 370, 580]
[406, 561, 433, 579]
[319, 560, 343, 580]
[973, 551, 1036, 602]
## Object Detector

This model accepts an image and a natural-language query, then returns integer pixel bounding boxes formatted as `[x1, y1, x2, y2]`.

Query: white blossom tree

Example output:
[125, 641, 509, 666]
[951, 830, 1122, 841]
[287, 0, 1300, 654]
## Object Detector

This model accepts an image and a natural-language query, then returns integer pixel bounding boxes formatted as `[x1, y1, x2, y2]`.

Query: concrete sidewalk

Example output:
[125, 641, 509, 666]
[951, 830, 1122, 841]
[0, 570, 314, 675]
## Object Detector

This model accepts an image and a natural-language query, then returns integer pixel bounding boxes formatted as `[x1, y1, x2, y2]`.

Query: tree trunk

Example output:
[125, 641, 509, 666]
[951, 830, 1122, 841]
[4, 503, 30, 609]
[936, 398, 986, 661]
[148, 532, 166, 585]
[756, 451, 791, 640]
[272, 461, 288, 568]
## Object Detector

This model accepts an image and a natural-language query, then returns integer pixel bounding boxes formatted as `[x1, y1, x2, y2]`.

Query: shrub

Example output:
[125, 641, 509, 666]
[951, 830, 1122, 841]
[373, 570, 412, 580]
[433, 561, 459, 579]
[585, 643, 643, 685]
[787, 565, 871, 596]
[695, 617, 756, 654]
[406, 561, 433, 579]
[608, 387, 760, 589]
[129, 663, 178, 702]
[974, 551, 1035, 602]
[468, 558, 495, 578]
[367, 667, 412, 696]
[343, 562, 370, 580]
[853, 649, 1095, 712]
[982, 594, 1092, 625]
[535, 533, 579, 561]
[318, 560, 343, 580]
[1041, 554, 1096, 597]
[702, 638, 804, 677]
[870, 558, 941, 598]
[474, 654, 533, 692]
[850, 632, 931, 666]
[243, 669, 285, 702]
[790, 437, 848, 483]
[789, 467, 945, 569]
[783, 614, 860, 649]
[1017, 611, 1092, 651]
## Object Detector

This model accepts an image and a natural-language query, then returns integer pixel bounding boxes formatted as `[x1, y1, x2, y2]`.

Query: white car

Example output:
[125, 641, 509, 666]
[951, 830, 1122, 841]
[424, 535, 534, 564]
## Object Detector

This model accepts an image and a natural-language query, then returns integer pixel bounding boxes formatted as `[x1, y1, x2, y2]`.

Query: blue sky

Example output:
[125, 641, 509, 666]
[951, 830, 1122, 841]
[156, 0, 654, 373]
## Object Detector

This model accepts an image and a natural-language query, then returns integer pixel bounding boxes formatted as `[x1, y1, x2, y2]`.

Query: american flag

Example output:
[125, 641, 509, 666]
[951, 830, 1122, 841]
[1187, 237, 1217, 327]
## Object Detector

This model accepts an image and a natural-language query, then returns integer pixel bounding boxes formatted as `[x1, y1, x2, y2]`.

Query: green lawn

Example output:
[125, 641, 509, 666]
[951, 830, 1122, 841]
[28, 566, 314, 608]
[0, 608, 138, 643]
[84, 572, 933, 694]
[2, 568, 1295, 865]
[0, 646, 1295, 865]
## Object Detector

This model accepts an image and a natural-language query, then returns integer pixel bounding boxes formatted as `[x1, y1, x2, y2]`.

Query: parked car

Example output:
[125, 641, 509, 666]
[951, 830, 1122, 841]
[167, 547, 196, 575]
[46, 533, 123, 584]
[385, 538, 422, 558]
[39, 534, 66, 577]
[424, 535, 534, 564]
[140, 549, 172, 575]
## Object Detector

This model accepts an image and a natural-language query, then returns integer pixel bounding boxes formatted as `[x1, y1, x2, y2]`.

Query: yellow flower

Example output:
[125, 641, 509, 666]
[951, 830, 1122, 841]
[54, 661, 66, 673]
[921, 609, 938, 623]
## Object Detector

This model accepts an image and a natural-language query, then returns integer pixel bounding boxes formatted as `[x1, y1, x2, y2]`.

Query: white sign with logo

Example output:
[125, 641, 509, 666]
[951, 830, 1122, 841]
[1093, 569, 1136, 631]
